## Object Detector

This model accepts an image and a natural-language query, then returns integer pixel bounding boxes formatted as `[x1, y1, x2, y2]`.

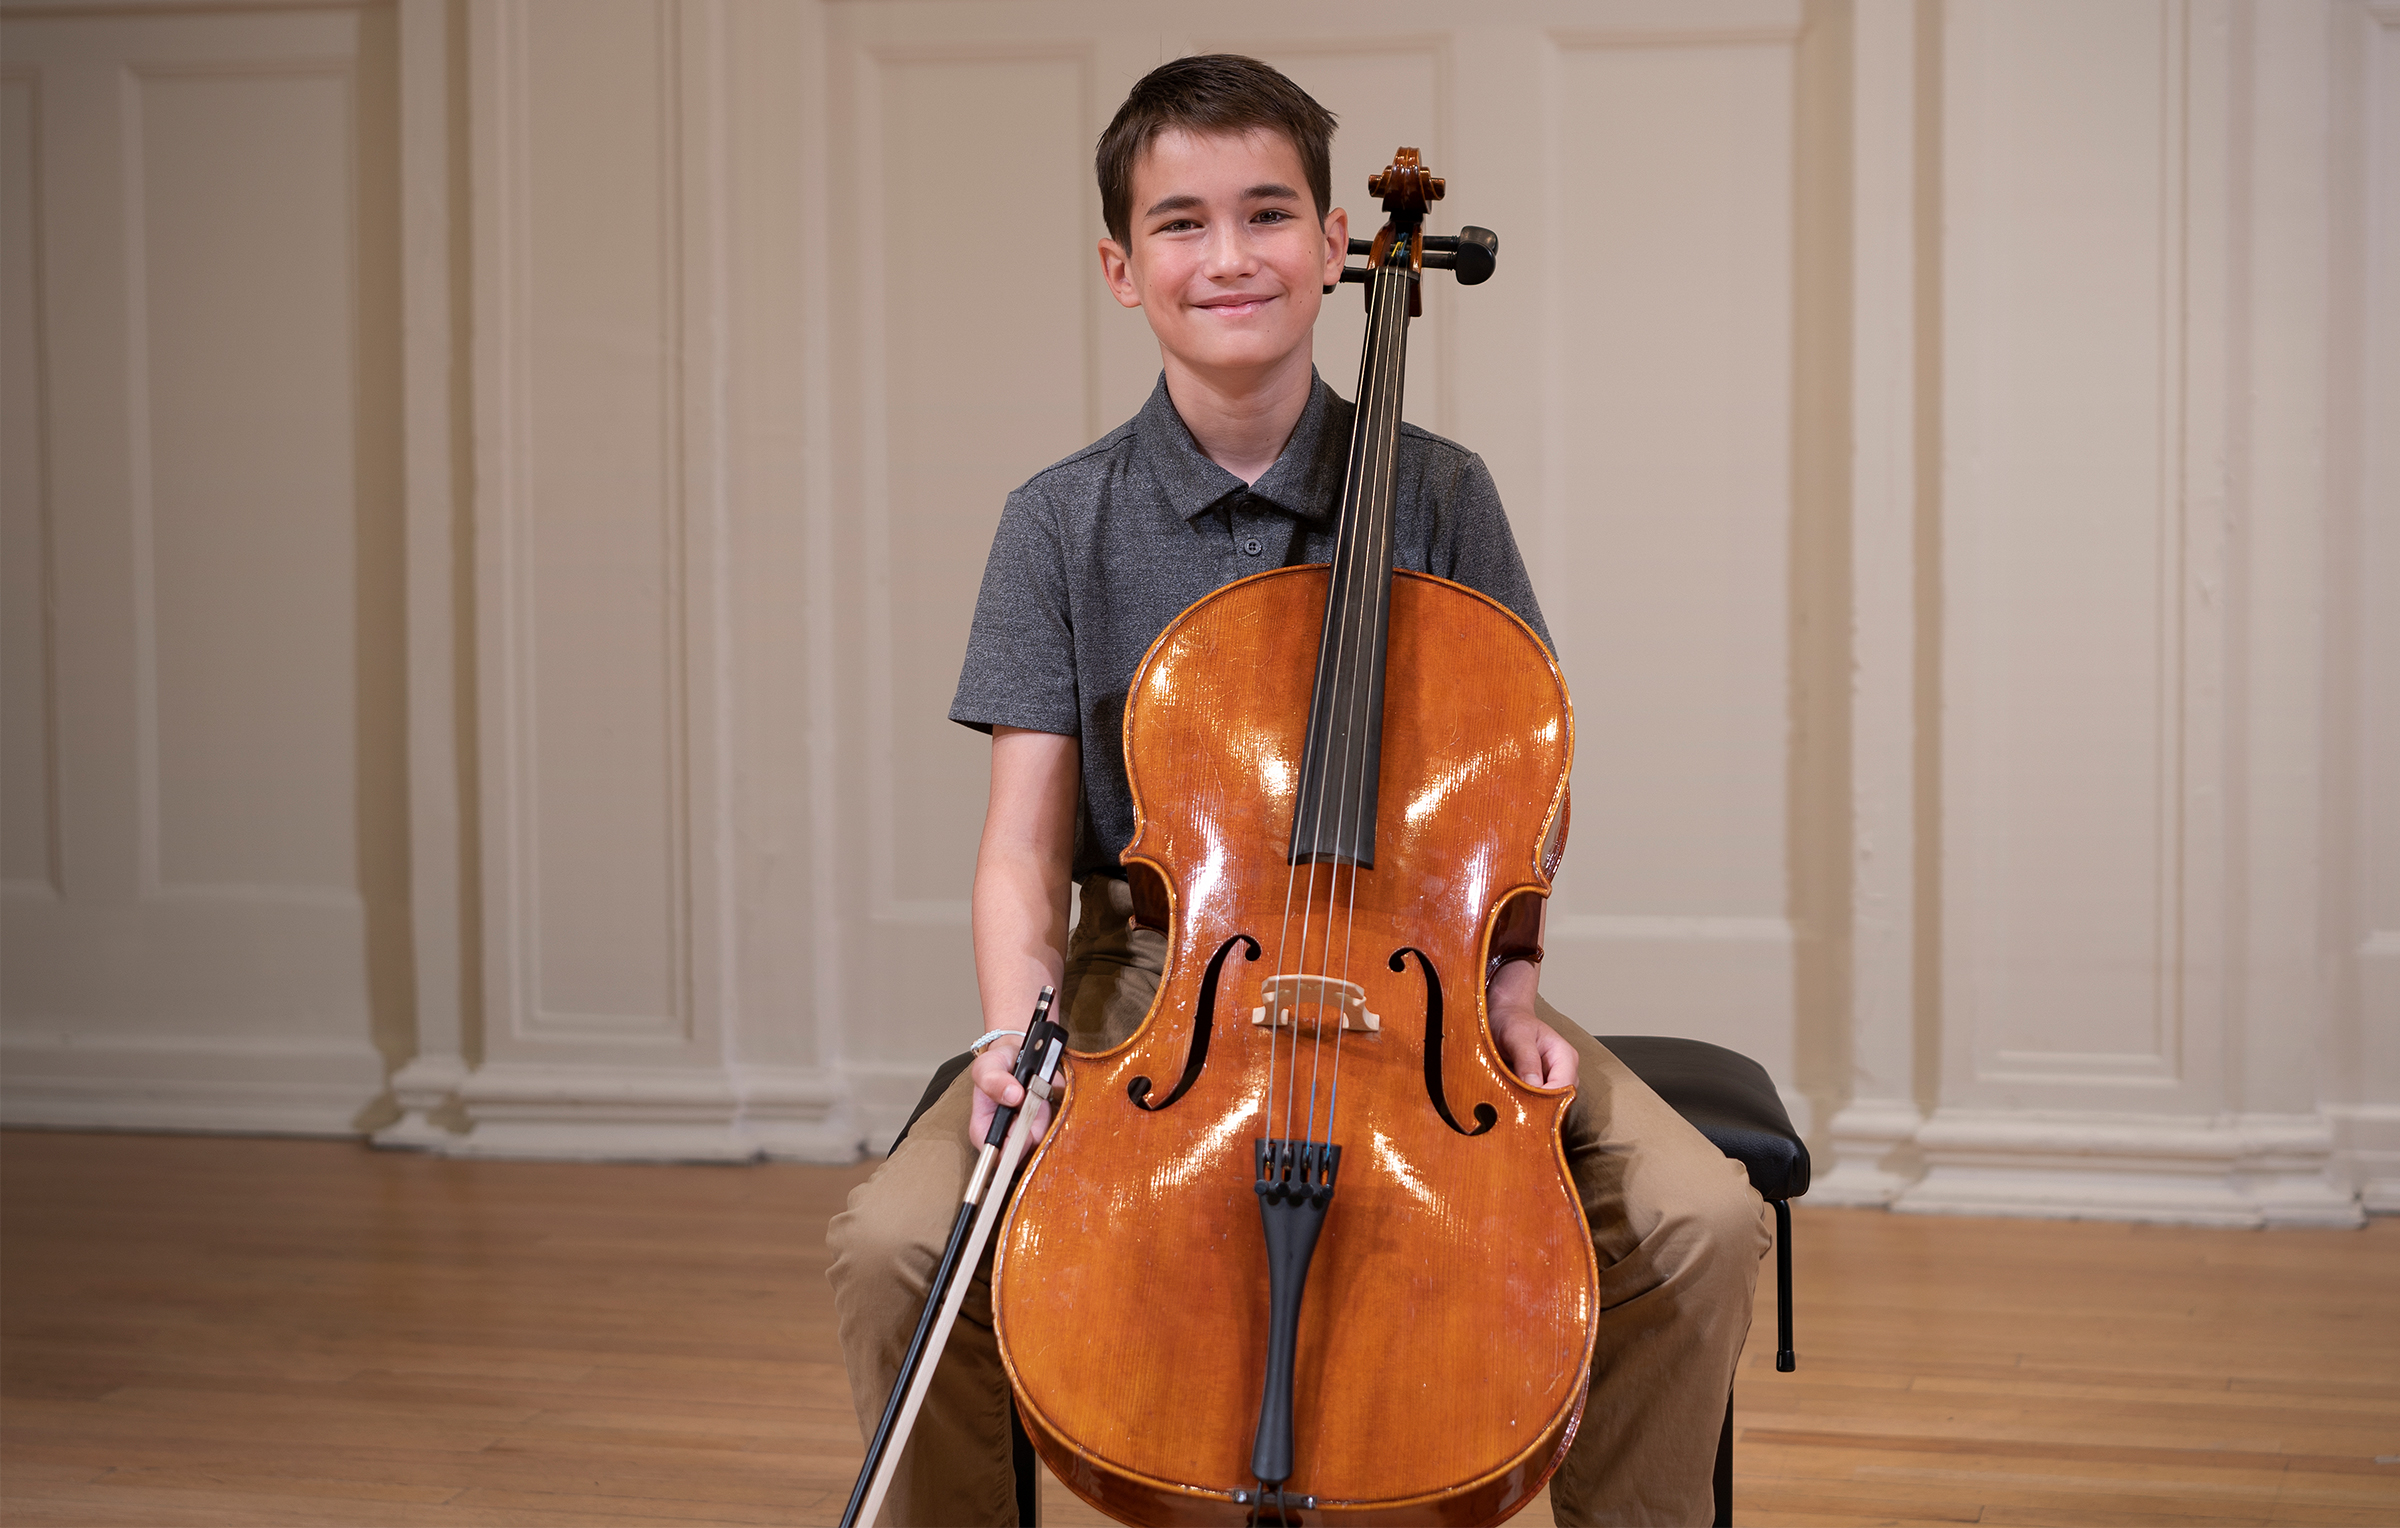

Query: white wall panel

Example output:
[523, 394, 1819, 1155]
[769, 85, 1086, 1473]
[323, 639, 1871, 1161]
[1, 71, 59, 897]
[1906, 0, 2359, 1223]
[827, 43, 1095, 1093]
[0, 4, 399, 1134]
[519, 0, 685, 1036]
[2363, 9, 2400, 993]
[866, 49, 1092, 928]
[135, 66, 367, 897]
[481, 0, 689, 1042]
[2338, 0, 2400, 1207]
[1938, 0, 2216, 1106]
[1535, 27, 1800, 1082]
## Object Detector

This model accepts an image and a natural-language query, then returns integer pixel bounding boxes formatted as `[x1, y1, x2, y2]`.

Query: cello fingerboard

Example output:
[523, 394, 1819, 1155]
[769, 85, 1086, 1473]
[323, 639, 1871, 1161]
[1287, 242, 1417, 870]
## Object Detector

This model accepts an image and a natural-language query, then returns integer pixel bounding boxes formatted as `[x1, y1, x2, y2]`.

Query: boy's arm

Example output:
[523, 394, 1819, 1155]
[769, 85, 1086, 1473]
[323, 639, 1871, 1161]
[968, 725, 1081, 1140]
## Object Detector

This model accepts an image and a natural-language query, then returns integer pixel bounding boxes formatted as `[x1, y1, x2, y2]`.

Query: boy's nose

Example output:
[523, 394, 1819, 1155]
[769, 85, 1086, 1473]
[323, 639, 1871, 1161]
[1201, 224, 1257, 276]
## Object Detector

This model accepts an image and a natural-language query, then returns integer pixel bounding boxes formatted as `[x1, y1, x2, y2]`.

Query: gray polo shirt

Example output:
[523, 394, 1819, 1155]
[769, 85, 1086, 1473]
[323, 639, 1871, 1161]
[950, 371, 1553, 884]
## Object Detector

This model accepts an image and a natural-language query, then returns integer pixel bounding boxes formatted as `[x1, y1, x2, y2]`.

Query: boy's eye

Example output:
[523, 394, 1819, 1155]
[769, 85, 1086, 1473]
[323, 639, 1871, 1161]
[1253, 209, 1291, 224]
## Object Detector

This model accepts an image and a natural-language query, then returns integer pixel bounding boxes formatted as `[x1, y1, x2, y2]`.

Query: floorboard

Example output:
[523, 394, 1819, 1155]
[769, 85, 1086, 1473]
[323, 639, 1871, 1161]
[4, 1131, 2395, 1525]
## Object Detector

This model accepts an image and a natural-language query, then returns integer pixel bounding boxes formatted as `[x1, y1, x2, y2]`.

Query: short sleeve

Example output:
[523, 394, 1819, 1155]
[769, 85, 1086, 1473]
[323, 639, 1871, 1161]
[1436, 454, 1556, 658]
[949, 486, 1081, 736]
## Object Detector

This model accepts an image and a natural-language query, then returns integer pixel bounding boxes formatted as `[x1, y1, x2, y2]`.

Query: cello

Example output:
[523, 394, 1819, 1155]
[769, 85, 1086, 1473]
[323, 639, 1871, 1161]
[994, 148, 1595, 1525]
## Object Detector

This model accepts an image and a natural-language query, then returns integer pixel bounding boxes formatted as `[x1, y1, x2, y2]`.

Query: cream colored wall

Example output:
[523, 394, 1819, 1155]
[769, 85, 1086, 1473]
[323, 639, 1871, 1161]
[0, 0, 2390, 1223]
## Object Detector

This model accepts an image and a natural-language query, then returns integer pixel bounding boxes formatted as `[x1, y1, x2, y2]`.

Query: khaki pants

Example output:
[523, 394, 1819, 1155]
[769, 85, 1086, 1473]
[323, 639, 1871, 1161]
[828, 878, 1769, 1526]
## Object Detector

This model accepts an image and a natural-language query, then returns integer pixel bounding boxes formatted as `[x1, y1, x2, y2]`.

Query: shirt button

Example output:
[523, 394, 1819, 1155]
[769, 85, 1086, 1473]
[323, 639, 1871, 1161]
[1243, 537, 1263, 556]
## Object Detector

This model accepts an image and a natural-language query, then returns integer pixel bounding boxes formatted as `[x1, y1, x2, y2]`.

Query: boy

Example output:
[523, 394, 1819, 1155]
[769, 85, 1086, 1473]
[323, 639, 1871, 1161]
[827, 54, 1766, 1526]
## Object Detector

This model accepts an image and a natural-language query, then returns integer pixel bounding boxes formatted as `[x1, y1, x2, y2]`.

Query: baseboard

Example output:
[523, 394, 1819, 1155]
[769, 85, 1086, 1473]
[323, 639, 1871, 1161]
[373, 1052, 472, 1150]
[447, 1062, 753, 1161]
[2324, 1102, 2400, 1214]
[0, 1031, 389, 1136]
[736, 1065, 863, 1164]
[441, 1061, 868, 1163]
[1810, 1098, 1925, 1206]
[847, 1061, 947, 1156]
[1895, 1110, 2364, 1227]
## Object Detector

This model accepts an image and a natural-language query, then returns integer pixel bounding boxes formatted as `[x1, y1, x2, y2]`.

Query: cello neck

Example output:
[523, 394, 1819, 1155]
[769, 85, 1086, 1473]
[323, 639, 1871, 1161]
[1286, 153, 1436, 871]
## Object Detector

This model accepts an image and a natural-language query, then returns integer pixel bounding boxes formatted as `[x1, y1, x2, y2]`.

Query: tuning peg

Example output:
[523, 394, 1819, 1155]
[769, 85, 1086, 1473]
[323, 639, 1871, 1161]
[1421, 227, 1498, 286]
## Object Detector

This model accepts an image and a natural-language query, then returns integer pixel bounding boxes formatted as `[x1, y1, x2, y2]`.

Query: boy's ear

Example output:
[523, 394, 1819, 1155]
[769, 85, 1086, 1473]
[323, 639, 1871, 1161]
[1320, 207, 1350, 288]
[1098, 237, 1142, 310]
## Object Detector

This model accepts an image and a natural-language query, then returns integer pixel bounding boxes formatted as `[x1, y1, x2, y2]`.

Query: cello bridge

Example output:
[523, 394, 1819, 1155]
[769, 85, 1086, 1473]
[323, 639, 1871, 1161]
[1250, 974, 1379, 1034]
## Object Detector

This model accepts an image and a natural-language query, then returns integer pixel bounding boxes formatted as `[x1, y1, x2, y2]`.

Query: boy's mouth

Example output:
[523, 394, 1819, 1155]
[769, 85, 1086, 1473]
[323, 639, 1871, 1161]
[1196, 295, 1275, 317]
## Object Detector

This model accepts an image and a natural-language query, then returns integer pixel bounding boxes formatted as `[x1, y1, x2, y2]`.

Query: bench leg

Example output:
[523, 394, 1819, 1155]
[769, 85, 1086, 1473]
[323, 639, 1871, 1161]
[1714, 1198, 1795, 1526]
[1712, 1392, 1733, 1526]
[1011, 1398, 1038, 1526]
[1775, 1198, 1795, 1371]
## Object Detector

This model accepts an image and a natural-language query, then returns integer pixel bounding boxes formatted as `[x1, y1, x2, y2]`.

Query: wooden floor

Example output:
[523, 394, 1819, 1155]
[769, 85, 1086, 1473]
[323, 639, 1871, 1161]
[2, 1132, 2395, 1527]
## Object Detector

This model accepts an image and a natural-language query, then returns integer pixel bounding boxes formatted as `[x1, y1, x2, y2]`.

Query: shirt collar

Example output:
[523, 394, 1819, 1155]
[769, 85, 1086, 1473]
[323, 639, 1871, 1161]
[1134, 371, 1349, 525]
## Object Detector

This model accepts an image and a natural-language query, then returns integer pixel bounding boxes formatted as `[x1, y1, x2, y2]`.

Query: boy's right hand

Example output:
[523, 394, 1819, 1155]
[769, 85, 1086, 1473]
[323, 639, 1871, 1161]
[968, 1044, 1054, 1146]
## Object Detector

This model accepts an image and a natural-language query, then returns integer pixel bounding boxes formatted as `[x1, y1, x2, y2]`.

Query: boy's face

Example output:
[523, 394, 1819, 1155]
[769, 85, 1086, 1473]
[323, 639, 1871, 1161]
[1099, 128, 1349, 387]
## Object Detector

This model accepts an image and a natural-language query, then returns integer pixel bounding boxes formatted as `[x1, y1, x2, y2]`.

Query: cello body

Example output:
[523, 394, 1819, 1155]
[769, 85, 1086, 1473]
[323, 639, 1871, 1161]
[994, 569, 1592, 1524]
[994, 149, 1596, 1526]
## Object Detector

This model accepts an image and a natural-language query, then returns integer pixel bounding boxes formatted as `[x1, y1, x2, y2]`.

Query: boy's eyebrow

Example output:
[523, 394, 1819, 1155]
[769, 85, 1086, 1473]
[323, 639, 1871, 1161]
[1141, 183, 1306, 220]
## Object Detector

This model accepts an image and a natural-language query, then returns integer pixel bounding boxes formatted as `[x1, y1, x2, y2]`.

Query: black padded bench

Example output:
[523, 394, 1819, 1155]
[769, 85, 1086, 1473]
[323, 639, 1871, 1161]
[1595, 1035, 1808, 1526]
[890, 1034, 1808, 1527]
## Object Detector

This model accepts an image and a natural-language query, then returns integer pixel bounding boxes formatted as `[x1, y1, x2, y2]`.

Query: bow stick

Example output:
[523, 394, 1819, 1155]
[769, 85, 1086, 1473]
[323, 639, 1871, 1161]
[840, 988, 1067, 1528]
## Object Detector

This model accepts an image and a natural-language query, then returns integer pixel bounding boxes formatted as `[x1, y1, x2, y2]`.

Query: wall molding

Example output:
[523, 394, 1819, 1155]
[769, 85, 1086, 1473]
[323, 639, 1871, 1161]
[2326, 1103, 2400, 1214]
[375, 1051, 469, 1148]
[0, 2, 376, 15]
[444, 1060, 855, 1162]
[0, 1031, 389, 1135]
[842, 1059, 955, 1157]
[1812, 1099, 1926, 1206]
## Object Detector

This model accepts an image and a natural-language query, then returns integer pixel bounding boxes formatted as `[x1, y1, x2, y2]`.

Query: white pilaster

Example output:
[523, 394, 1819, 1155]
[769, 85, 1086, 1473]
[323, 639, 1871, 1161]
[377, 0, 474, 1151]
[1817, 0, 1928, 1206]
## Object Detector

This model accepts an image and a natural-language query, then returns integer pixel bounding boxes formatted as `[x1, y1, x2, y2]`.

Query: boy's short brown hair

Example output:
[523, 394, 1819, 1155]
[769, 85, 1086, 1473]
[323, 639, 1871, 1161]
[1096, 55, 1339, 247]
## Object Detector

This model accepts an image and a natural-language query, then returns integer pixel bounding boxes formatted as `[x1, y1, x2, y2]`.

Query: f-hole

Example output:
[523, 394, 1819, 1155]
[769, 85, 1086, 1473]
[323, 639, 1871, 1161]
[1391, 947, 1497, 1136]
[1129, 933, 1259, 1112]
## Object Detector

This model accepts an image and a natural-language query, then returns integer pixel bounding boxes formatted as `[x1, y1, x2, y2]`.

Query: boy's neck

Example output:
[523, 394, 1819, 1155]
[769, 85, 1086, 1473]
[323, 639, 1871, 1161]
[1161, 345, 1316, 486]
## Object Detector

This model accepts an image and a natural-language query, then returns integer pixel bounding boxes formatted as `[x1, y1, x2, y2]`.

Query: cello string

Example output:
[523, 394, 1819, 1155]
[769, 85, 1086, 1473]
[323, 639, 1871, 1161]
[1325, 243, 1411, 1142]
[1314, 248, 1409, 1147]
[1296, 261, 1382, 1146]
[1342, 246, 1411, 1124]
[1275, 221, 1386, 1148]
[1295, 247, 1396, 1148]
[1309, 259, 1393, 1144]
